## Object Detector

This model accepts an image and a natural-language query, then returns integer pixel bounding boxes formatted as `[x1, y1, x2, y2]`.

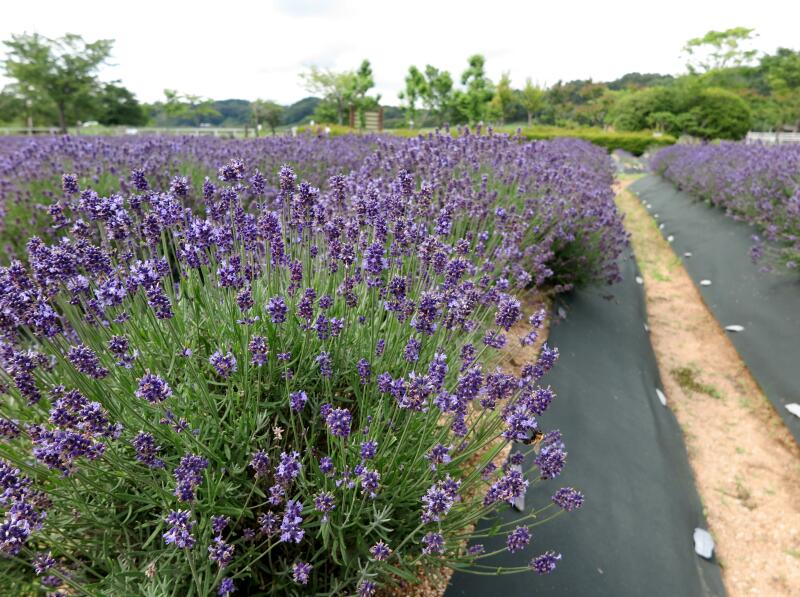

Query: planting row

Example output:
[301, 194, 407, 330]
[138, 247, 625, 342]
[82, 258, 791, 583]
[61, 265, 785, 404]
[652, 143, 800, 272]
[0, 132, 626, 595]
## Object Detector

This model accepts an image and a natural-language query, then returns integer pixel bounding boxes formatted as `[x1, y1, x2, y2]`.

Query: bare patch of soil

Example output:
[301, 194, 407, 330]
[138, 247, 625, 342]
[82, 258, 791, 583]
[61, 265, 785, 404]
[617, 179, 800, 596]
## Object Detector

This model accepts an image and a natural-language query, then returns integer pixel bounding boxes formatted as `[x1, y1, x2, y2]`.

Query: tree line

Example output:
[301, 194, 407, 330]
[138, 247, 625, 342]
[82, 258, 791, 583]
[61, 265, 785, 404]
[1, 28, 799, 139]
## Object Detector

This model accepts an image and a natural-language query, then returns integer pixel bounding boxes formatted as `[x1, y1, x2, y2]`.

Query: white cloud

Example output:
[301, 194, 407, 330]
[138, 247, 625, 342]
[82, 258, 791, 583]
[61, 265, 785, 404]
[0, 0, 797, 105]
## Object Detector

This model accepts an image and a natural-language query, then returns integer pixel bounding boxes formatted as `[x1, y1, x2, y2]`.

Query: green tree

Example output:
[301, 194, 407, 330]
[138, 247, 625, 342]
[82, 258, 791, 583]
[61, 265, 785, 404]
[300, 65, 355, 125]
[519, 78, 545, 126]
[684, 87, 752, 139]
[422, 65, 454, 126]
[459, 54, 494, 124]
[760, 48, 800, 129]
[251, 99, 283, 135]
[487, 71, 515, 125]
[399, 65, 427, 127]
[97, 82, 146, 126]
[2, 33, 112, 132]
[162, 89, 220, 126]
[683, 27, 758, 73]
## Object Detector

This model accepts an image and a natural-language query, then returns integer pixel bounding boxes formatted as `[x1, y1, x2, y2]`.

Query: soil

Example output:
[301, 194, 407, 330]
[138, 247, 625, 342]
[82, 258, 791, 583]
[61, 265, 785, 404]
[617, 178, 800, 597]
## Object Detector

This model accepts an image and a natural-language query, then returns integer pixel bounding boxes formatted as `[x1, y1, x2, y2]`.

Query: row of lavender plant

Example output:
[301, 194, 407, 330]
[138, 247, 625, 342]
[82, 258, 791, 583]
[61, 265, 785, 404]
[652, 142, 800, 272]
[0, 132, 622, 595]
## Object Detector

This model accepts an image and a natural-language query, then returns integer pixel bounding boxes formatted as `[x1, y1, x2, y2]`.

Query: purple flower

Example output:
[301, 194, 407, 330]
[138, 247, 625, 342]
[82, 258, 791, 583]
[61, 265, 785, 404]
[425, 443, 451, 470]
[495, 294, 522, 330]
[211, 515, 230, 535]
[375, 339, 385, 356]
[33, 551, 56, 575]
[67, 345, 108, 379]
[280, 499, 304, 543]
[292, 561, 312, 585]
[370, 540, 391, 561]
[130, 168, 148, 191]
[135, 373, 172, 403]
[467, 544, 485, 556]
[249, 450, 270, 477]
[218, 577, 236, 596]
[403, 337, 421, 362]
[325, 407, 352, 438]
[208, 536, 235, 568]
[249, 336, 269, 366]
[210, 350, 237, 379]
[274, 451, 302, 485]
[359, 468, 381, 498]
[530, 550, 561, 575]
[131, 432, 164, 469]
[313, 491, 335, 522]
[267, 296, 287, 323]
[421, 475, 461, 523]
[483, 469, 528, 506]
[357, 358, 371, 384]
[360, 440, 378, 460]
[62, 173, 79, 195]
[163, 510, 196, 549]
[315, 351, 333, 378]
[552, 487, 584, 511]
[358, 581, 377, 596]
[290, 391, 308, 412]
[319, 456, 334, 476]
[421, 531, 445, 555]
[506, 525, 531, 553]
[173, 454, 209, 502]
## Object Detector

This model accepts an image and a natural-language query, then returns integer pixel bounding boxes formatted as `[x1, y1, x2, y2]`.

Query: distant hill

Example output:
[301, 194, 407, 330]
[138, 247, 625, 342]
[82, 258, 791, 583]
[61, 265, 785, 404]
[282, 97, 321, 125]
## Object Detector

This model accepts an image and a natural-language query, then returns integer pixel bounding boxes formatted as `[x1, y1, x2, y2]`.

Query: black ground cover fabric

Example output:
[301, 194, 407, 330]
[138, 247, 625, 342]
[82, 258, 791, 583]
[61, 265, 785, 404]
[446, 254, 725, 597]
[630, 175, 800, 444]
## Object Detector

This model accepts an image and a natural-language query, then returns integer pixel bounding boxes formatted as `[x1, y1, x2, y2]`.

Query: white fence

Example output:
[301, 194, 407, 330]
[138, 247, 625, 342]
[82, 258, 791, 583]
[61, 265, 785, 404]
[745, 131, 800, 145]
[0, 126, 253, 138]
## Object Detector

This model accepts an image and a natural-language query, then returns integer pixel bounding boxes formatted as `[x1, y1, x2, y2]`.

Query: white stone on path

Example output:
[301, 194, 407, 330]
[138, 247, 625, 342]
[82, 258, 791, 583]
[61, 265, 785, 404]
[684, 252, 692, 258]
[786, 403, 800, 419]
[656, 388, 667, 406]
[693, 528, 715, 559]
[635, 276, 643, 285]
[725, 325, 744, 333]
[700, 279, 712, 286]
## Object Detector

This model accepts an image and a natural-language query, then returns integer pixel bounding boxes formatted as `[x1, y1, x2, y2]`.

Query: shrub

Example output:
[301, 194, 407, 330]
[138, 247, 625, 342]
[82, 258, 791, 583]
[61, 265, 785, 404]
[0, 133, 624, 594]
[682, 88, 752, 140]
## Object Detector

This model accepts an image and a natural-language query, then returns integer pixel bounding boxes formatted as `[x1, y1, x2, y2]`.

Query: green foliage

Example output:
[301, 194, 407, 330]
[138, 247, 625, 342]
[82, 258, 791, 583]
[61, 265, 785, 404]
[487, 72, 515, 125]
[518, 127, 675, 156]
[96, 82, 146, 126]
[683, 27, 758, 73]
[611, 87, 682, 132]
[300, 60, 378, 127]
[519, 79, 545, 126]
[681, 87, 752, 140]
[251, 99, 283, 135]
[458, 54, 494, 124]
[2, 32, 113, 131]
[399, 65, 427, 126]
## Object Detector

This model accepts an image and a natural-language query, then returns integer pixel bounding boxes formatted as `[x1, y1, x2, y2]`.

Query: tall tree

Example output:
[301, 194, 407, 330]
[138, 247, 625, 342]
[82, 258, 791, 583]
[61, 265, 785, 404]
[459, 54, 494, 124]
[519, 78, 545, 126]
[422, 65, 454, 126]
[2, 33, 112, 132]
[682, 27, 758, 73]
[399, 65, 427, 127]
[251, 99, 283, 135]
[487, 71, 515, 125]
[97, 82, 146, 126]
[300, 66, 356, 125]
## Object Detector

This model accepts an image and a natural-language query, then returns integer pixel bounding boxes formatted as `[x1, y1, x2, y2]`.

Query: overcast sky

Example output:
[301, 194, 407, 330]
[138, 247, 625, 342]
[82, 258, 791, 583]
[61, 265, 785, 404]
[1, 0, 798, 105]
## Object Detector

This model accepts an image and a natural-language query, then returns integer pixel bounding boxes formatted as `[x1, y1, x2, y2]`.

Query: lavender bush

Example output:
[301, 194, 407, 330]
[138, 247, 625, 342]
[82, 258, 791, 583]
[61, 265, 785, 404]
[652, 143, 800, 272]
[0, 132, 621, 595]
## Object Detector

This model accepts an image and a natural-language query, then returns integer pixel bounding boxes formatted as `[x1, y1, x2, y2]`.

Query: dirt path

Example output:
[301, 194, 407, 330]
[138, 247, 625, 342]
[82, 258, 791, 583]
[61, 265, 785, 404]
[617, 178, 800, 596]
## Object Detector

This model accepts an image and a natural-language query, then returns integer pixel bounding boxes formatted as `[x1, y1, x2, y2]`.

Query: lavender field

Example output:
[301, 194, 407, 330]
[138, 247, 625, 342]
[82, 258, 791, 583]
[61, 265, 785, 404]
[0, 131, 628, 595]
[652, 143, 800, 271]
